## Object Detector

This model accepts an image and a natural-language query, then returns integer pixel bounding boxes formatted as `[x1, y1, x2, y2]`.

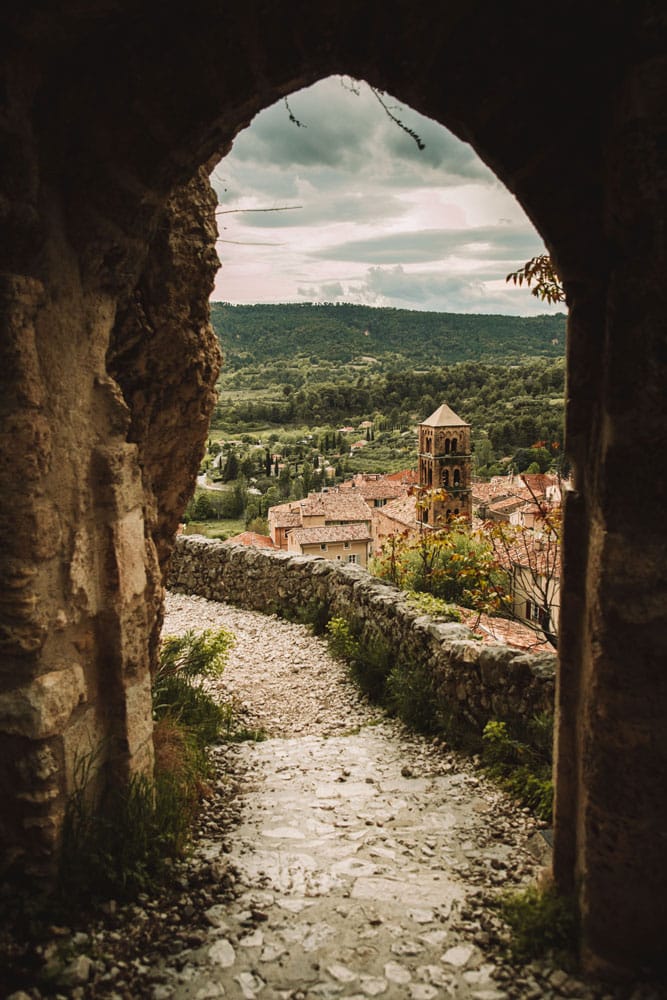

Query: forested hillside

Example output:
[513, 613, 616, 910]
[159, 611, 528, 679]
[211, 302, 566, 367]
[188, 303, 568, 535]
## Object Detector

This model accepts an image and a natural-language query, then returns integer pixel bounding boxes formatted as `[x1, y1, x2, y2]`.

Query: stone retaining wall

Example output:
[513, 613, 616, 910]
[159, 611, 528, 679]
[168, 536, 556, 732]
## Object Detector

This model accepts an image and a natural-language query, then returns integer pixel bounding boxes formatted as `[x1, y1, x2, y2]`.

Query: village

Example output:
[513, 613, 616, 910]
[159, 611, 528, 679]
[198, 403, 564, 652]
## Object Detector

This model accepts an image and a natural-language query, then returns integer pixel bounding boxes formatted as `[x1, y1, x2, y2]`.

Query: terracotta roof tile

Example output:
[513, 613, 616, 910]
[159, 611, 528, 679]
[290, 523, 372, 545]
[378, 494, 418, 528]
[458, 610, 554, 652]
[340, 474, 408, 501]
[223, 531, 277, 549]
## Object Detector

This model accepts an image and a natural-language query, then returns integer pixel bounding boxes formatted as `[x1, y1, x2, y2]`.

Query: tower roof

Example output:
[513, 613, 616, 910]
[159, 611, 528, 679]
[421, 403, 469, 428]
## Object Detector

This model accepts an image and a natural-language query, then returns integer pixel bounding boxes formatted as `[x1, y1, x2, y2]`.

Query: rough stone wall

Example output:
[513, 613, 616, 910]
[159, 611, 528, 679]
[168, 537, 556, 733]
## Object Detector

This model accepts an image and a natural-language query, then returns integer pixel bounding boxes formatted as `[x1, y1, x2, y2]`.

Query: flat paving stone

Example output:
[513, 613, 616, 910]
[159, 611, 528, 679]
[151, 594, 549, 999]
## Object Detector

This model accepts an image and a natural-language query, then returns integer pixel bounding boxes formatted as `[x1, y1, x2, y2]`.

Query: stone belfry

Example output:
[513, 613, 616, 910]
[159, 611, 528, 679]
[417, 403, 472, 527]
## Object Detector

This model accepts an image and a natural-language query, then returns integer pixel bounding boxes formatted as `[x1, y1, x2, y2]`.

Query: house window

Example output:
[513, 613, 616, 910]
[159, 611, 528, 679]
[347, 554, 357, 564]
[344, 541, 350, 549]
[526, 600, 547, 626]
[320, 543, 327, 551]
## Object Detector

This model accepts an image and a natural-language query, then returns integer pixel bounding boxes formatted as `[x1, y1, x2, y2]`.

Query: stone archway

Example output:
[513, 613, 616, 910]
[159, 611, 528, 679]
[1, 0, 665, 978]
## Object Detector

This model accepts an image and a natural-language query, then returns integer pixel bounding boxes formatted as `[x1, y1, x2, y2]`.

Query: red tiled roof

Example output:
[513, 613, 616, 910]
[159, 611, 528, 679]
[472, 476, 517, 504]
[487, 492, 533, 513]
[340, 473, 408, 501]
[223, 531, 276, 549]
[488, 524, 561, 576]
[458, 610, 554, 652]
[299, 490, 372, 522]
[386, 468, 419, 485]
[377, 494, 418, 528]
[268, 507, 302, 528]
[519, 473, 560, 497]
[290, 523, 372, 546]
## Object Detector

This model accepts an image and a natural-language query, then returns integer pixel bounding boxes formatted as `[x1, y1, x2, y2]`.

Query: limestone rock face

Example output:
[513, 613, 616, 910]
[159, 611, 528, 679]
[109, 168, 222, 668]
[0, 31, 222, 880]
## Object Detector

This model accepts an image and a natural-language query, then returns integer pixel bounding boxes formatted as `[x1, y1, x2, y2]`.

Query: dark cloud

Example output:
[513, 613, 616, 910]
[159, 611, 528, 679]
[217, 76, 493, 195]
[309, 225, 543, 265]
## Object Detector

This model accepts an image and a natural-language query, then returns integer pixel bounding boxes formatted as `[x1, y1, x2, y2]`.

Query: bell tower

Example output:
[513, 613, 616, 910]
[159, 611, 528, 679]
[418, 403, 472, 528]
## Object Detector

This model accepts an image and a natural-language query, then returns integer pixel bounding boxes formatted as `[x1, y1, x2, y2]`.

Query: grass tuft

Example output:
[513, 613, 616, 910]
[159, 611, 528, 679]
[498, 884, 578, 966]
[58, 626, 242, 906]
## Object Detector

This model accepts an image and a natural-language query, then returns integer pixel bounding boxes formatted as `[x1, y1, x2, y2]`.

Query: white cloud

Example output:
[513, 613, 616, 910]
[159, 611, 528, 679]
[211, 76, 559, 316]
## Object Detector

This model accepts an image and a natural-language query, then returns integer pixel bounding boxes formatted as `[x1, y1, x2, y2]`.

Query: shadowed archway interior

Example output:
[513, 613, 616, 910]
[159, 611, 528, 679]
[1, 0, 665, 979]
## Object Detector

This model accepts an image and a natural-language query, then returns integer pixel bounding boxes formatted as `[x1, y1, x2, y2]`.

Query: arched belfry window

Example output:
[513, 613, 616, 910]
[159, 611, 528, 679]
[442, 469, 450, 487]
[428, 467, 433, 485]
[445, 438, 450, 454]
[453, 468, 460, 486]
[452, 438, 458, 453]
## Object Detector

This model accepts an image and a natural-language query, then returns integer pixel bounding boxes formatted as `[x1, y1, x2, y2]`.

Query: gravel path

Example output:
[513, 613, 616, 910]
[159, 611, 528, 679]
[6, 593, 644, 999]
[163, 593, 382, 739]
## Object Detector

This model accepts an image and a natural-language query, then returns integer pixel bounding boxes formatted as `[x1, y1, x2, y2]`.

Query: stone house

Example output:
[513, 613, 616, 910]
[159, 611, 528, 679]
[287, 522, 372, 567]
[268, 489, 374, 566]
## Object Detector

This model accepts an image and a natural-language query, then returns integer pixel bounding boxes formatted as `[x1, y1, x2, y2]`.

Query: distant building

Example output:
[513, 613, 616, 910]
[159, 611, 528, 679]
[339, 473, 415, 551]
[417, 403, 472, 527]
[373, 494, 419, 552]
[287, 522, 372, 567]
[339, 472, 408, 508]
[268, 488, 373, 566]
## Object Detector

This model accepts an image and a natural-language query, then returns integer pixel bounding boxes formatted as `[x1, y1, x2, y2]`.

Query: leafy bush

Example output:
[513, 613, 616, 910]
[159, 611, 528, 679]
[372, 527, 509, 614]
[350, 629, 393, 701]
[326, 618, 392, 699]
[278, 596, 331, 634]
[499, 884, 577, 966]
[326, 616, 360, 661]
[404, 590, 462, 621]
[153, 629, 235, 746]
[386, 657, 439, 732]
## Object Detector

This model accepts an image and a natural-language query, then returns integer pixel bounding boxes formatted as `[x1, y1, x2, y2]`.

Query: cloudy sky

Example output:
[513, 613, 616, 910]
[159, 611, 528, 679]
[210, 77, 558, 316]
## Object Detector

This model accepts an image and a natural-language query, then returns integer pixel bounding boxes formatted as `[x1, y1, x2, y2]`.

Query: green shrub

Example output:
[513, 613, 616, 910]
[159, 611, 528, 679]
[326, 616, 360, 660]
[350, 629, 393, 701]
[386, 657, 438, 732]
[482, 718, 553, 822]
[326, 618, 392, 700]
[404, 590, 462, 621]
[59, 751, 198, 902]
[279, 596, 330, 634]
[499, 884, 578, 966]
